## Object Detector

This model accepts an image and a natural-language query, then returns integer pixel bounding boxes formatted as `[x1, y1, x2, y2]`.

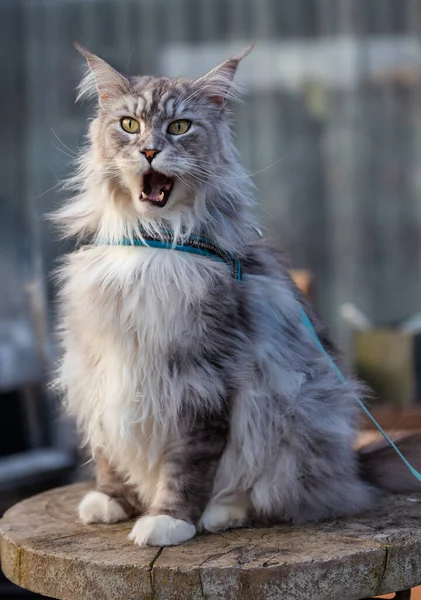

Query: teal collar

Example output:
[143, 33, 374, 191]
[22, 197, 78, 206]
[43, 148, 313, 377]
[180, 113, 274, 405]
[98, 229, 242, 280]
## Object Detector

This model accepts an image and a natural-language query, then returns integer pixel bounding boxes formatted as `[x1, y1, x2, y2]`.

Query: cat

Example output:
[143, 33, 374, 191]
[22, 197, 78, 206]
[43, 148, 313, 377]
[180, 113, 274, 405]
[52, 43, 421, 547]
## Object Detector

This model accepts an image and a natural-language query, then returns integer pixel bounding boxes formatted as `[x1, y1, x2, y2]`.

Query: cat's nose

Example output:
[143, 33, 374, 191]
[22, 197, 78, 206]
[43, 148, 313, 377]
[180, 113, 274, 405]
[141, 149, 161, 164]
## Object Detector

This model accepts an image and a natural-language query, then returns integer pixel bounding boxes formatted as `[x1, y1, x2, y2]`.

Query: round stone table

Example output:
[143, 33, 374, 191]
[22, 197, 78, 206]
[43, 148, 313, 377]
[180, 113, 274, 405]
[0, 483, 420, 600]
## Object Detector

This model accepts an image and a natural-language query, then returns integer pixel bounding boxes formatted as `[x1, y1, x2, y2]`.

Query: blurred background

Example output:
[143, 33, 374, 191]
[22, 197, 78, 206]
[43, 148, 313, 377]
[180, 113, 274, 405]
[2, 0, 421, 597]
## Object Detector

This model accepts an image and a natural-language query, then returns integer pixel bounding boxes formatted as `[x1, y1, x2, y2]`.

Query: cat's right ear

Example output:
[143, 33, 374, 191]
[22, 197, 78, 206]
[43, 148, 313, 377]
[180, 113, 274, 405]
[194, 44, 254, 108]
[73, 42, 130, 105]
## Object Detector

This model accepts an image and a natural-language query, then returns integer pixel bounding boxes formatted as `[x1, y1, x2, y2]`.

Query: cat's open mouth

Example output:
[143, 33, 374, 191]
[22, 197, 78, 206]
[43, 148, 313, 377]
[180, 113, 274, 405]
[140, 170, 174, 208]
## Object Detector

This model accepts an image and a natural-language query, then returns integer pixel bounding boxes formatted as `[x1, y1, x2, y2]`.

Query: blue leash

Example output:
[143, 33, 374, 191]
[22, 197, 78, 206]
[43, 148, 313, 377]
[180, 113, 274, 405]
[300, 307, 421, 483]
[98, 229, 421, 482]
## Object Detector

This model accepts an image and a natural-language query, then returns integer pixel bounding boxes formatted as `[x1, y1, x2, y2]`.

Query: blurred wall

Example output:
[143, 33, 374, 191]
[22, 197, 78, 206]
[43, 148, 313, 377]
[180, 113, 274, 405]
[2, 0, 421, 372]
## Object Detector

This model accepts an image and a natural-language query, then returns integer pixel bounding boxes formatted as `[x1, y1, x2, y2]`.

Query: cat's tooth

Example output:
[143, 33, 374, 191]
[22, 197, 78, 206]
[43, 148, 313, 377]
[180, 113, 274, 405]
[141, 191, 148, 199]
[158, 191, 165, 201]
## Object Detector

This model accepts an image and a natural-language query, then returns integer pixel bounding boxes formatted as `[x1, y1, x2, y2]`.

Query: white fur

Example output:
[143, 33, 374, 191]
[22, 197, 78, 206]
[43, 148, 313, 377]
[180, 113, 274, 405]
[78, 491, 128, 524]
[57, 245, 228, 506]
[199, 497, 249, 532]
[128, 515, 196, 547]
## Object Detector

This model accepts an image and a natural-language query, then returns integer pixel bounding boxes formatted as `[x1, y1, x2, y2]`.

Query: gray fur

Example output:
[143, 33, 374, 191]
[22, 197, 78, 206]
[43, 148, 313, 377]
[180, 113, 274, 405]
[53, 45, 385, 546]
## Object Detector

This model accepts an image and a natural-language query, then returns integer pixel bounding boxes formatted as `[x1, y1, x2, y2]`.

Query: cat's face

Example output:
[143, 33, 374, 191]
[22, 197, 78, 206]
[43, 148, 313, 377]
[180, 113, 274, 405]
[91, 76, 222, 217]
[77, 44, 251, 219]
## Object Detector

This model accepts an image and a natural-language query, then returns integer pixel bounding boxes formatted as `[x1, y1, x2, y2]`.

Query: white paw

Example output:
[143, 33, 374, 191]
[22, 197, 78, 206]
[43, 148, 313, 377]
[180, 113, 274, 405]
[199, 502, 247, 533]
[78, 491, 128, 524]
[128, 515, 196, 547]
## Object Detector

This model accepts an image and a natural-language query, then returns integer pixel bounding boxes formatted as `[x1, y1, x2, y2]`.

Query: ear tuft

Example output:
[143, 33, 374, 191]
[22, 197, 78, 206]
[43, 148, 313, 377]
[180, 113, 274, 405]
[195, 44, 254, 107]
[73, 42, 130, 105]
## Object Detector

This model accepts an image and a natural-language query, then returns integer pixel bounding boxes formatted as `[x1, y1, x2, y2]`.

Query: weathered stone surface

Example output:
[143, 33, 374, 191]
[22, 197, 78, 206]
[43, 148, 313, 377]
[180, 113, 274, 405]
[1, 483, 421, 600]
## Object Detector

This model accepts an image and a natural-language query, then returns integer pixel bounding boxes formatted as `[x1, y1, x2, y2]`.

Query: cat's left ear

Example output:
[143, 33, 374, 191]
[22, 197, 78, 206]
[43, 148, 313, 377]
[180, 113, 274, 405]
[195, 44, 254, 107]
[73, 42, 130, 105]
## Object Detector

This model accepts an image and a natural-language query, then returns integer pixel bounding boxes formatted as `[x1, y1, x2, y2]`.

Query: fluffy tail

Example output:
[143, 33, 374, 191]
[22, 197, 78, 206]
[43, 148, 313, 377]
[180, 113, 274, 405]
[358, 433, 421, 493]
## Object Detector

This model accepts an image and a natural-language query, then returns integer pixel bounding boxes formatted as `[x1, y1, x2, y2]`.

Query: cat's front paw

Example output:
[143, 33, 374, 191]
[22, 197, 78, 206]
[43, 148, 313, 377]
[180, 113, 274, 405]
[128, 515, 196, 547]
[78, 491, 129, 524]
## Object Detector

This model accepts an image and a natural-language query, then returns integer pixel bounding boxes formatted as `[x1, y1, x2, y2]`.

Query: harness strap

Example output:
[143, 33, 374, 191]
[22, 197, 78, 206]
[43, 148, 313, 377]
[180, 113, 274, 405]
[98, 230, 242, 280]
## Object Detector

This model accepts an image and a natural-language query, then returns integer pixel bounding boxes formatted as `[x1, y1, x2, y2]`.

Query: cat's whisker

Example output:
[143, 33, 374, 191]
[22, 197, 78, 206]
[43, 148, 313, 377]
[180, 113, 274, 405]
[246, 156, 288, 178]
[51, 128, 79, 157]
[173, 174, 196, 196]
[188, 149, 225, 160]
[178, 157, 268, 185]
[186, 165, 250, 200]
[52, 144, 79, 160]
[186, 172, 237, 214]
[32, 182, 62, 203]
[178, 150, 267, 183]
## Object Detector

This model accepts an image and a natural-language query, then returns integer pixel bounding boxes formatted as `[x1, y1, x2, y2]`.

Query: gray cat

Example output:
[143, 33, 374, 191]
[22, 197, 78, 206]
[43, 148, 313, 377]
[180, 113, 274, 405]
[52, 44, 420, 547]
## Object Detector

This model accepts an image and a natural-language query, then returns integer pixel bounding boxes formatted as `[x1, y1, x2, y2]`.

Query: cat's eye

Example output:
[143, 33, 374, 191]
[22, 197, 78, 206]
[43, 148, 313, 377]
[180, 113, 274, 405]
[120, 117, 140, 134]
[167, 119, 191, 136]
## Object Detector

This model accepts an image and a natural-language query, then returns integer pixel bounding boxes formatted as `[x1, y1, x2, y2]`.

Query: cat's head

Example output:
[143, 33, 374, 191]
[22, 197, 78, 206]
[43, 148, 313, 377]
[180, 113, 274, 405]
[74, 43, 252, 230]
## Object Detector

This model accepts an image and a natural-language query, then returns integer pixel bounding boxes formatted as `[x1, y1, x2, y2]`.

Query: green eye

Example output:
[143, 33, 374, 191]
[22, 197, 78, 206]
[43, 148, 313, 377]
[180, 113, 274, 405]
[168, 119, 191, 135]
[120, 117, 140, 134]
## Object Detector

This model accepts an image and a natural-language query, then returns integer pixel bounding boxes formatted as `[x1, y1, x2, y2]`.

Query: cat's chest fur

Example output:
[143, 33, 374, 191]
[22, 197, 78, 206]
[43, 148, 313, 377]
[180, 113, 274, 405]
[60, 245, 227, 497]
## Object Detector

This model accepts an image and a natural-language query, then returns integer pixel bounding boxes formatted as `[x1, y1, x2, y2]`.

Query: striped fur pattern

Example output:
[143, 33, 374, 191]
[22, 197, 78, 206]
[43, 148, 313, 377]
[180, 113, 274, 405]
[54, 45, 383, 547]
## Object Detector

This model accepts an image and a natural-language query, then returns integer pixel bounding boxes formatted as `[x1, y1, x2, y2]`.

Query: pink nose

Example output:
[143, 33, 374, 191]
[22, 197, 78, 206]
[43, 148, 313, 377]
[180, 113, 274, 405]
[141, 149, 160, 164]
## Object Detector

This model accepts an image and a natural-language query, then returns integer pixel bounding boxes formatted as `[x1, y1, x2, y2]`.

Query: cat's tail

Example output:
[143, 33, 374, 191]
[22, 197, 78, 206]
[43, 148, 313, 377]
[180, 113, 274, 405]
[358, 433, 421, 493]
